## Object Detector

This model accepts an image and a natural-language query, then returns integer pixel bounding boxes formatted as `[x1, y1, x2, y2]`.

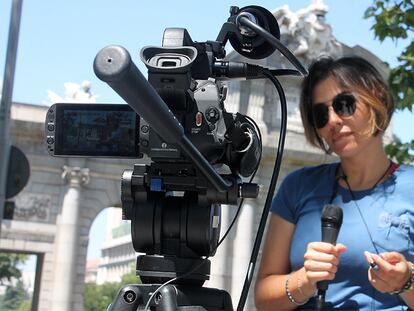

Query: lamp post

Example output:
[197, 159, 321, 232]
[0, 0, 23, 235]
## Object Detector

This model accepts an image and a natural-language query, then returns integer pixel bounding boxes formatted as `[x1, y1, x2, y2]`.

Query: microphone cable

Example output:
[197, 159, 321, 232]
[236, 68, 288, 311]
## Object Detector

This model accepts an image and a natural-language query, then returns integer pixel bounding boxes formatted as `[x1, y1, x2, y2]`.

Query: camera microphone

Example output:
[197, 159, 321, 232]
[93, 45, 182, 144]
[93, 45, 232, 192]
[226, 6, 308, 75]
[316, 204, 343, 311]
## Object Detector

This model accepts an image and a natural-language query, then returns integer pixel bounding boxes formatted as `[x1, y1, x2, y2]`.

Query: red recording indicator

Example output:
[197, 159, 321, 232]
[196, 111, 203, 127]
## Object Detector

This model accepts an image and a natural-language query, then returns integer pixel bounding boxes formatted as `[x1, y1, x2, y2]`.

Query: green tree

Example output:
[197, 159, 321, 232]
[84, 282, 119, 311]
[83, 266, 140, 311]
[365, 0, 414, 162]
[0, 253, 28, 285]
[16, 300, 31, 311]
[0, 279, 30, 311]
[120, 264, 140, 285]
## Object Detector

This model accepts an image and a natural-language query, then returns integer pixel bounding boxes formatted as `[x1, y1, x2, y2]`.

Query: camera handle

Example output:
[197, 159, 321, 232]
[108, 284, 233, 311]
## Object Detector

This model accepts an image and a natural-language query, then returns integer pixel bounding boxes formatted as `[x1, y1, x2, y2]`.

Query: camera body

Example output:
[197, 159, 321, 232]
[45, 79, 230, 163]
[46, 27, 261, 283]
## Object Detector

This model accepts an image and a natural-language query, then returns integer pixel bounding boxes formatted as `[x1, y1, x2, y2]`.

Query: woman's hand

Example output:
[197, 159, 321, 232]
[303, 242, 347, 288]
[364, 251, 411, 294]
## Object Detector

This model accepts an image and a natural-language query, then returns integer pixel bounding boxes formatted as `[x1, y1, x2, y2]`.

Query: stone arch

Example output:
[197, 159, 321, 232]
[1, 103, 141, 311]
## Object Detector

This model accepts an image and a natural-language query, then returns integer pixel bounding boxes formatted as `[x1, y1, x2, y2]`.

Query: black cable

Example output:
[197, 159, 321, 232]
[236, 69, 288, 311]
[269, 69, 302, 77]
[343, 177, 381, 256]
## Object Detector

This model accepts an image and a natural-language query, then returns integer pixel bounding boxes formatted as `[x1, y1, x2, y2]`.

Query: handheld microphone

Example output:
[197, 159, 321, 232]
[316, 204, 343, 310]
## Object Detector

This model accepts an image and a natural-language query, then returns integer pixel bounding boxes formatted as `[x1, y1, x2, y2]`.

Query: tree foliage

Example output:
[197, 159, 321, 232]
[0, 253, 28, 285]
[120, 265, 140, 285]
[0, 253, 31, 311]
[84, 268, 140, 311]
[83, 282, 119, 311]
[0, 279, 30, 311]
[365, 0, 414, 162]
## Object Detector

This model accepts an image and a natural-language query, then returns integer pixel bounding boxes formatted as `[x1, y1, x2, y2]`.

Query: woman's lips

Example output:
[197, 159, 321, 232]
[333, 132, 352, 142]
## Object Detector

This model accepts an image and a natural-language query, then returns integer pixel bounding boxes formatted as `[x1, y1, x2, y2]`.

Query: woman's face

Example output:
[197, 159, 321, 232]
[312, 75, 378, 158]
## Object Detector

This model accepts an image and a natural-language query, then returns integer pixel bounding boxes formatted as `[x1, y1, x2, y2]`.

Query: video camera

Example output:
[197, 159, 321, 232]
[45, 5, 307, 311]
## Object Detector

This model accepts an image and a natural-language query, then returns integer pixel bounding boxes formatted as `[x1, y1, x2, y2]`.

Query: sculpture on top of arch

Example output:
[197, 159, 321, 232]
[273, 0, 343, 64]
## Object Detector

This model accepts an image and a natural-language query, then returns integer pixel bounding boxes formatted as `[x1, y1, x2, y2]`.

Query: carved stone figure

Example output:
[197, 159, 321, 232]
[46, 80, 97, 105]
[273, 0, 342, 64]
[14, 193, 52, 221]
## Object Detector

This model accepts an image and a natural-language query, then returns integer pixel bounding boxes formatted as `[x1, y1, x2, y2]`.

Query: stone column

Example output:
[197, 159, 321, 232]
[51, 166, 90, 311]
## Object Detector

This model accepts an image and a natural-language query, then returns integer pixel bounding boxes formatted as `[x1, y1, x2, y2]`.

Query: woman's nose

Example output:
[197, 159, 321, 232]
[327, 106, 343, 126]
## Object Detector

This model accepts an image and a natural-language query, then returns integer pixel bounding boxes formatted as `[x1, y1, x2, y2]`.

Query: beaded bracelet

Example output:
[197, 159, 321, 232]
[285, 273, 309, 306]
[389, 261, 414, 295]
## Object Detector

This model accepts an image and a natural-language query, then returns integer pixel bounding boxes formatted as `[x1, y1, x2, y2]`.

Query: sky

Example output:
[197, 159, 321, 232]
[1, 0, 413, 261]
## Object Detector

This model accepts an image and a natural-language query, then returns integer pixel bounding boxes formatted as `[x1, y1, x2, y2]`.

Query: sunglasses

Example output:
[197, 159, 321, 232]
[312, 92, 356, 129]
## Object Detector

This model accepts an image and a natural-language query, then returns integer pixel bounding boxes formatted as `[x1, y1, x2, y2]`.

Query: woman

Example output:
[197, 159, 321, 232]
[255, 56, 414, 310]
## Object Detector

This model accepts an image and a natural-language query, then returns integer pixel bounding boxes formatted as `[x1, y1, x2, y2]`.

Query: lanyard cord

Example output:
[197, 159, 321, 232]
[342, 176, 381, 255]
[332, 160, 396, 254]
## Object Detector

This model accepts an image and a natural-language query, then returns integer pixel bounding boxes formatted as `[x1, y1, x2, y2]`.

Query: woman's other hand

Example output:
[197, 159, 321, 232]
[364, 251, 411, 294]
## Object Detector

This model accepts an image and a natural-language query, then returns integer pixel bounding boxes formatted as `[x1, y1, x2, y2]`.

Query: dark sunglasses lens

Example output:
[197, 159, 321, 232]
[312, 104, 329, 129]
[332, 94, 356, 116]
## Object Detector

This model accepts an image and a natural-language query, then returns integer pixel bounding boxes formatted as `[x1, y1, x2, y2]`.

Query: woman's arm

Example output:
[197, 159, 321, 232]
[255, 213, 346, 311]
[255, 214, 315, 311]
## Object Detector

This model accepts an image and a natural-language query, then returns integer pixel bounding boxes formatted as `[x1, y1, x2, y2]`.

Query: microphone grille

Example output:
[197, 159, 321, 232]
[321, 204, 343, 226]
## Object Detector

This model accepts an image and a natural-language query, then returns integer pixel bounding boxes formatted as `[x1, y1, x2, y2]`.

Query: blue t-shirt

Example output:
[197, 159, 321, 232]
[271, 163, 414, 310]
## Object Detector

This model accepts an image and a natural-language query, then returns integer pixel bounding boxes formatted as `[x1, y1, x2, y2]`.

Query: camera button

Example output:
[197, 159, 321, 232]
[47, 137, 54, 145]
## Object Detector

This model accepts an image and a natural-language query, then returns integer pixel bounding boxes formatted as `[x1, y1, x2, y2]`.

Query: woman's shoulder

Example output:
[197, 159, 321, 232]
[398, 163, 414, 172]
[396, 164, 414, 182]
